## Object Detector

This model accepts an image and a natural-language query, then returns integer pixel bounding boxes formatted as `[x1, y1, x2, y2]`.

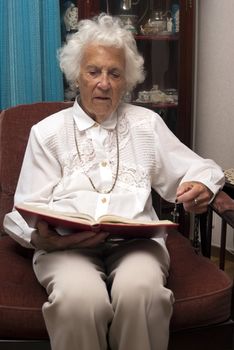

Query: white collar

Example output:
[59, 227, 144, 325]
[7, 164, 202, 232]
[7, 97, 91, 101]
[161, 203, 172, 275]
[72, 98, 118, 132]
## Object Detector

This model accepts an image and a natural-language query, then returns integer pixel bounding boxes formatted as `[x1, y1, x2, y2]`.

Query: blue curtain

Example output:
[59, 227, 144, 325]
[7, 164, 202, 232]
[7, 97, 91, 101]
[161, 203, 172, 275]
[0, 0, 64, 110]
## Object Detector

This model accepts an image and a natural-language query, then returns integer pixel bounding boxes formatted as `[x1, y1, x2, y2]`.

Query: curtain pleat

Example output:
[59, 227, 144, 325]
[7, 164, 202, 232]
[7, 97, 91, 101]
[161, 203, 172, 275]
[0, 0, 64, 109]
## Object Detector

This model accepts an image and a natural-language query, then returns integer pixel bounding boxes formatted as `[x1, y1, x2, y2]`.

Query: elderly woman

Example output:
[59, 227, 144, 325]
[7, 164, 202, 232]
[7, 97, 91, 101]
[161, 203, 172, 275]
[4, 14, 224, 350]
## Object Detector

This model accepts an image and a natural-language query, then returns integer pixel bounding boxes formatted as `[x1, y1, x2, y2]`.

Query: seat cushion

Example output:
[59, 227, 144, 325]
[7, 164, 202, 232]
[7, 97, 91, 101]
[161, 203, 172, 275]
[167, 231, 233, 330]
[0, 236, 47, 339]
[0, 233, 232, 339]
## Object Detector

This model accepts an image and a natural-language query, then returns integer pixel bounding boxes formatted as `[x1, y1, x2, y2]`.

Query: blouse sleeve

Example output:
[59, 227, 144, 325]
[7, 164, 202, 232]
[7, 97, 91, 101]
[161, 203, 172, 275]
[151, 114, 225, 202]
[3, 124, 62, 247]
[14, 124, 62, 205]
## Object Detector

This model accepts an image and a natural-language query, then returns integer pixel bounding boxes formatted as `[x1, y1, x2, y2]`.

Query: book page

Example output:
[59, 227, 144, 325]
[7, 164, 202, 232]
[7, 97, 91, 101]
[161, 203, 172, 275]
[98, 214, 175, 226]
[15, 203, 96, 224]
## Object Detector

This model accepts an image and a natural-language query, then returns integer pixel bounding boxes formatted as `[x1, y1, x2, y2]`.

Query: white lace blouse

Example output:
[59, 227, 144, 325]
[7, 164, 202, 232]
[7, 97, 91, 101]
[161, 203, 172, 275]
[4, 100, 224, 248]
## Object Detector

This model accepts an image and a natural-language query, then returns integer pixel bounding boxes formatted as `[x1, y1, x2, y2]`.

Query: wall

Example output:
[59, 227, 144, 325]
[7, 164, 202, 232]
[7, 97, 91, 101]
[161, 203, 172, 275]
[194, 0, 234, 249]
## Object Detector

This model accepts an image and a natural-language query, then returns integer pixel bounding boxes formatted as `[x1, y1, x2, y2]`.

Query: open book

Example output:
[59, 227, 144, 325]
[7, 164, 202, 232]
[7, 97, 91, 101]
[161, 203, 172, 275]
[15, 203, 178, 239]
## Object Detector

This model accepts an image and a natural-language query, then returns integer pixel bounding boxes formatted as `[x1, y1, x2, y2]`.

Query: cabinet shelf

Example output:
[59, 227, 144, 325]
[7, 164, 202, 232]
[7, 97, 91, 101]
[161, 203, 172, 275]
[133, 102, 178, 109]
[135, 34, 179, 41]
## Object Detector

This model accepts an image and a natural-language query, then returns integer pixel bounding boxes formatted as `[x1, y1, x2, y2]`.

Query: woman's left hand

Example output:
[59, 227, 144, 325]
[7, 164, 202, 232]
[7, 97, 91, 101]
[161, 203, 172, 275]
[176, 181, 213, 214]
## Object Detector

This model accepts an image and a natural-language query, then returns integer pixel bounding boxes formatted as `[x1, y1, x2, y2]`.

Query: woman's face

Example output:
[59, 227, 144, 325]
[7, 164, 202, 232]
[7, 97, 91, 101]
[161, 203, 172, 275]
[77, 43, 126, 123]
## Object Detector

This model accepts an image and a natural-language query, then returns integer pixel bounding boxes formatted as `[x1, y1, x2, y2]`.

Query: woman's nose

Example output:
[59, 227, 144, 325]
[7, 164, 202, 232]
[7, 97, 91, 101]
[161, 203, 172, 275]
[98, 73, 110, 89]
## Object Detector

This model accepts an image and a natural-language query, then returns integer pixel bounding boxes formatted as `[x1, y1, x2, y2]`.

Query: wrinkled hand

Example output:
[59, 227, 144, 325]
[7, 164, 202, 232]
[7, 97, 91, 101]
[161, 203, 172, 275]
[31, 221, 109, 252]
[176, 181, 213, 214]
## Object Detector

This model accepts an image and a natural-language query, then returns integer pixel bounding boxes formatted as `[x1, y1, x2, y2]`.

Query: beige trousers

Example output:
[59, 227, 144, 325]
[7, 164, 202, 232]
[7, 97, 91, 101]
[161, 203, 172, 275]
[33, 239, 174, 350]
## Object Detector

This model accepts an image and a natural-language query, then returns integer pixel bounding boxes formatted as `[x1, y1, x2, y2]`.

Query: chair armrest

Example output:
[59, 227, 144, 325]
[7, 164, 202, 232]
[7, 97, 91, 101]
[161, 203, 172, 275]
[197, 190, 234, 268]
[210, 191, 234, 229]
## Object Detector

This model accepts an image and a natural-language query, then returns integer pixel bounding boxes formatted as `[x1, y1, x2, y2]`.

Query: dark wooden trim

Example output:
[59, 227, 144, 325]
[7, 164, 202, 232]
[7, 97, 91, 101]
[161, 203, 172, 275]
[200, 208, 213, 258]
[0, 340, 50, 350]
[2, 319, 234, 350]
[169, 320, 234, 350]
[176, 0, 196, 147]
[78, 0, 100, 20]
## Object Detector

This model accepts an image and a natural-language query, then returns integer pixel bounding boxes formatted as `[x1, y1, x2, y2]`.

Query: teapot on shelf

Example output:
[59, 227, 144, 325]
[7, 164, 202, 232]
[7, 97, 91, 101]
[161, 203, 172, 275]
[140, 10, 173, 35]
[140, 11, 166, 35]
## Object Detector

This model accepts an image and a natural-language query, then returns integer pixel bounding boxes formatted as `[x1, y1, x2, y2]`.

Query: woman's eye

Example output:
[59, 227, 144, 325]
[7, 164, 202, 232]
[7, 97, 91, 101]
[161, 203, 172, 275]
[89, 71, 98, 77]
[110, 71, 121, 79]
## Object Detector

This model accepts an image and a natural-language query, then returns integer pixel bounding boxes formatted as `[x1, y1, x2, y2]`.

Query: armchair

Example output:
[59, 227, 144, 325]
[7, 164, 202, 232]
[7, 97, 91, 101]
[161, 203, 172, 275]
[0, 102, 234, 350]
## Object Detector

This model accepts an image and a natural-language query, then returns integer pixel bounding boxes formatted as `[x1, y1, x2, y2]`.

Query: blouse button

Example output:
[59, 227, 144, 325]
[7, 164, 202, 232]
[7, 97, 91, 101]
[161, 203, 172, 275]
[101, 197, 107, 203]
[101, 161, 107, 167]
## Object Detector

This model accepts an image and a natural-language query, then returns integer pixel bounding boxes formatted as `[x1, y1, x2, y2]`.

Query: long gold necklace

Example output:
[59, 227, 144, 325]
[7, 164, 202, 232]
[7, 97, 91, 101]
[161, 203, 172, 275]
[73, 119, 119, 194]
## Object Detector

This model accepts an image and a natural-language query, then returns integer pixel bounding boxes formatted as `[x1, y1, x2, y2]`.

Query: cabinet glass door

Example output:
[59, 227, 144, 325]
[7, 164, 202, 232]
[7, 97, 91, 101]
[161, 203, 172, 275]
[60, 1, 79, 41]
[134, 21, 179, 137]
[100, 0, 194, 148]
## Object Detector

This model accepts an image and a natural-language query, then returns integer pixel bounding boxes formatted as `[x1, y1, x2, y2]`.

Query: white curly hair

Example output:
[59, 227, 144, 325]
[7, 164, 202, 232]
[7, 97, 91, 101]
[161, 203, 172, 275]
[58, 13, 145, 92]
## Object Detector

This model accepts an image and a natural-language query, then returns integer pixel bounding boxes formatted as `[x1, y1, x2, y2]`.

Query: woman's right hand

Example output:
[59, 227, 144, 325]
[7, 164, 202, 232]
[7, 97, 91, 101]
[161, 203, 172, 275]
[31, 220, 109, 252]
